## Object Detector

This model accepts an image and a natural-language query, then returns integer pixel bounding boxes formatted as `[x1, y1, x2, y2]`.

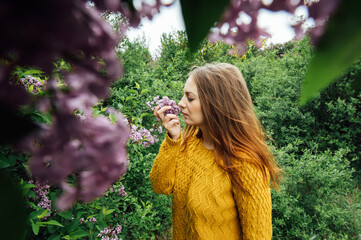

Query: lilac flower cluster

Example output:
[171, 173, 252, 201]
[1, 0, 176, 209]
[21, 110, 129, 210]
[209, 0, 341, 52]
[89, 217, 97, 223]
[118, 185, 127, 197]
[28, 178, 51, 211]
[147, 96, 181, 117]
[98, 224, 123, 240]
[19, 75, 46, 94]
[129, 124, 159, 148]
[149, 125, 163, 134]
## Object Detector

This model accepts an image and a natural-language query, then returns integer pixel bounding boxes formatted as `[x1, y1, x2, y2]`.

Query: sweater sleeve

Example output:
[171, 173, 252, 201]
[150, 132, 182, 195]
[232, 160, 273, 240]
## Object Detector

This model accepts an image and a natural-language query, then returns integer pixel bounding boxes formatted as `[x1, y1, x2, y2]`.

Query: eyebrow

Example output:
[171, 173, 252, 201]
[184, 91, 196, 96]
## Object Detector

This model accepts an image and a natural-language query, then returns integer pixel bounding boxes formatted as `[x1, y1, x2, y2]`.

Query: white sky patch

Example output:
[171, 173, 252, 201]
[126, 0, 185, 57]
[258, 9, 295, 44]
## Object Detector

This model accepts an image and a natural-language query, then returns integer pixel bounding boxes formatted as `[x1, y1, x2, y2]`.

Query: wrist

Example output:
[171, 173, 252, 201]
[167, 132, 181, 141]
[167, 132, 180, 141]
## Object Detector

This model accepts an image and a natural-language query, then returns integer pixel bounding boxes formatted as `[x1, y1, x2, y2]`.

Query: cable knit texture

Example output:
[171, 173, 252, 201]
[150, 132, 272, 240]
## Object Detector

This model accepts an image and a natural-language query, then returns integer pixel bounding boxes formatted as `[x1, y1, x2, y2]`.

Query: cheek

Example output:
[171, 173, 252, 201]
[194, 105, 203, 120]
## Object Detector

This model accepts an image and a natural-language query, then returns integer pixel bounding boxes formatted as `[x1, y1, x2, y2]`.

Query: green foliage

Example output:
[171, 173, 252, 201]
[272, 147, 361, 239]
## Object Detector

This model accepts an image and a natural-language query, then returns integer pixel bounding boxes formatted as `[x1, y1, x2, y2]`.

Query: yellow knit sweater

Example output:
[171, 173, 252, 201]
[150, 132, 272, 240]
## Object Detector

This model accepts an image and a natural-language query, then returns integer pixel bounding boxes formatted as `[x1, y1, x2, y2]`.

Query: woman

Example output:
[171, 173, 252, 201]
[150, 63, 282, 240]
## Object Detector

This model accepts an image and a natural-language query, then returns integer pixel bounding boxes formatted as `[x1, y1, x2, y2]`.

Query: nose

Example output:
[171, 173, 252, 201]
[178, 96, 186, 108]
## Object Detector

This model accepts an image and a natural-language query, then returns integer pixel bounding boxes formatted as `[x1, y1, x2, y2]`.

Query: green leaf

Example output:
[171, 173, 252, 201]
[128, 89, 138, 95]
[301, 0, 361, 104]
[42, 220, 64, 227]
[58, 211, 72, 220]
[180, 0, 231, 52]
[0, 160, 10, 168]
[30, 209, 46, 220]
[117, 103, 123, 110]
[31, 221, 40, 235]
[37, 209, 49, 219]
[28, 85, 34, 92]
[7, 155, 17, 167]
[48, 233, 61, 240]
[109, 114, 117, 123]
[26, 201, 38, 209]
[32, 112, 52, 124]
[140, 113, 152, 118]
[22, 69, 44, 76]
[69, 229, 89, 239]
[22, 183, 37, 189]
[140, 89, 150, 95]
[26, 190, 37, 199]
[126, 96, 136, 102]
[105, 209, 115, 215]
[76, 211, 87, 219]
[135, 82, 140, 89]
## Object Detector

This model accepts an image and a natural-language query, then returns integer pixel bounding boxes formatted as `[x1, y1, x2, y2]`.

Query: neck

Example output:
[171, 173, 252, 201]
[199, 126, 214, 149]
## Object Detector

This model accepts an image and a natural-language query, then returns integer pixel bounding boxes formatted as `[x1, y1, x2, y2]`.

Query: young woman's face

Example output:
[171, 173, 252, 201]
[178, 77, 204, 127]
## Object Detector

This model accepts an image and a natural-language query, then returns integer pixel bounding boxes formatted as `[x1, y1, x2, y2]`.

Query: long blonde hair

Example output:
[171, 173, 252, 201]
[181, 63, 282, 191]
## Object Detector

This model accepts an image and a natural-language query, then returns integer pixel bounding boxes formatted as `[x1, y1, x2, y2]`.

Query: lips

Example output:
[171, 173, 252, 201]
[182, 112, 188, 116]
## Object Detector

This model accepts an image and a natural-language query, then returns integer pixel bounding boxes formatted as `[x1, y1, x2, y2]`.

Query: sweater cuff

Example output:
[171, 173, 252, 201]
[165, 131, 182, 146]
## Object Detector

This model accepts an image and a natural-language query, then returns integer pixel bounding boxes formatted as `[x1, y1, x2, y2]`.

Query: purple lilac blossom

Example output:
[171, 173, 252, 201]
[209, 0, 341, 53]
[22, 109, 129, 210]
[89, 217, 97, 223]
[19, 75, 46, 94]
[118, 185, 127, 197]
[127, 122, 159, 148]
[28, 178, 51, 211]
[98, 224, 123, 240]
[147, 96, 181, 117]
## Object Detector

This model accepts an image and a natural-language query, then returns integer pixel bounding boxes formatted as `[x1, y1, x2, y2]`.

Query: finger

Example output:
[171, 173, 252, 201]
[164, 114, 179, 122]
[153, 105, 161, 117]
[164, 113, 178, 119]
[157, 106, 172, 120]
[164, 120, 180, 129]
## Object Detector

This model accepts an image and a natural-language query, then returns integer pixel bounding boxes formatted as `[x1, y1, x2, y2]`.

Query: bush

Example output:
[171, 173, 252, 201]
[272, 146, 361, 239]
